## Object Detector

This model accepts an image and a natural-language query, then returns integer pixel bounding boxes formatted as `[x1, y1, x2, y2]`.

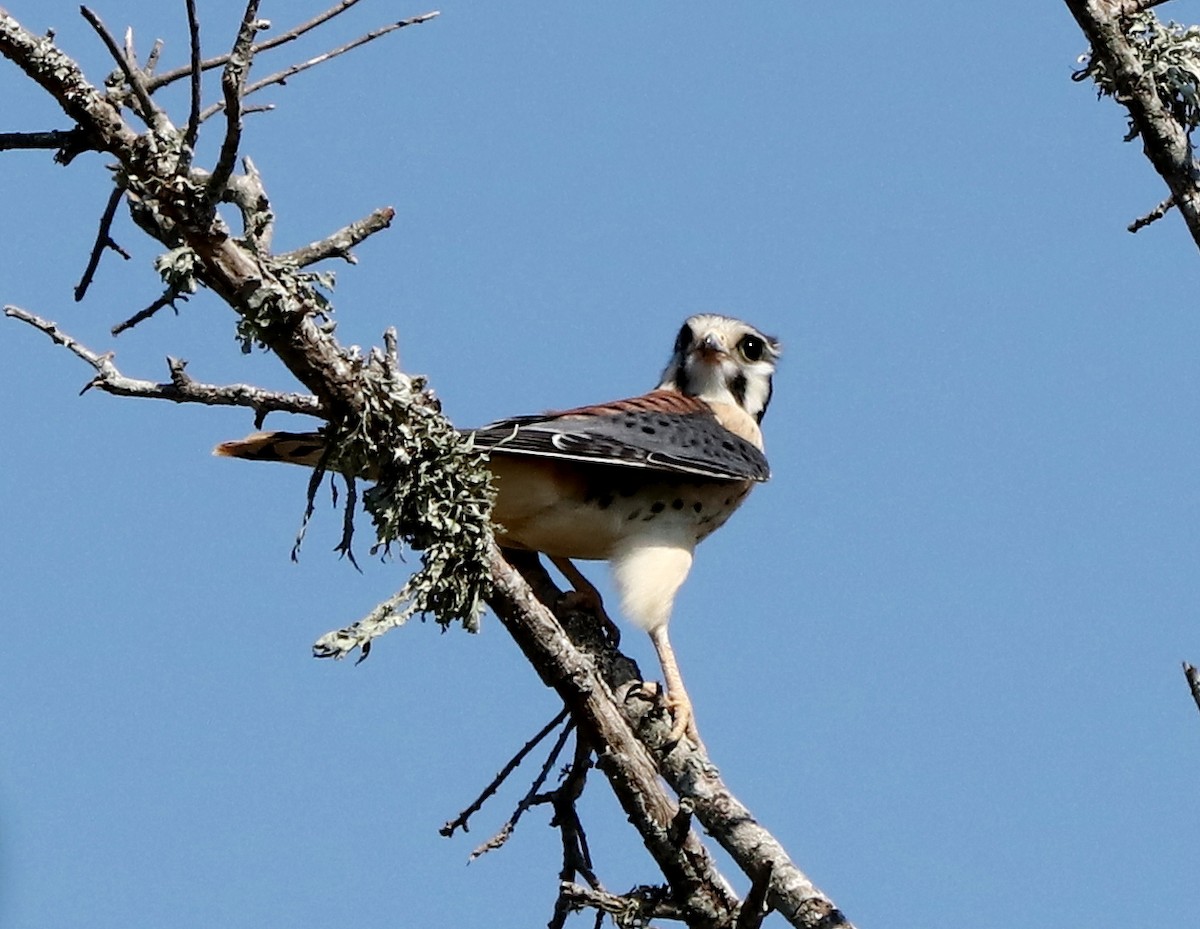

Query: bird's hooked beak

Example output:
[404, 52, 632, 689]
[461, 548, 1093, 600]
[694, 331, 727, 362]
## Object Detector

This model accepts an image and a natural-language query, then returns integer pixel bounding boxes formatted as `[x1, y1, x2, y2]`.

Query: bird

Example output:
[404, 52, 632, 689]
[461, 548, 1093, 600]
[215, 313, 781, 746]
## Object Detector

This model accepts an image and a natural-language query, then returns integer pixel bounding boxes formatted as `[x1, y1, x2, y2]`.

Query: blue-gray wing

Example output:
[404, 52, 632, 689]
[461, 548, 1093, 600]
[469, 391, 770, 482]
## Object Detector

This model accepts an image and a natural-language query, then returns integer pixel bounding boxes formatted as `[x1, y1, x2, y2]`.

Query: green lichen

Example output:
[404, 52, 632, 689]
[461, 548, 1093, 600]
[311, 338, 495, 660]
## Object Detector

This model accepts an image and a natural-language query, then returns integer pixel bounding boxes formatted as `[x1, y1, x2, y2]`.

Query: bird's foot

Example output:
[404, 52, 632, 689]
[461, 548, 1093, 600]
[663, 690, 703, 750]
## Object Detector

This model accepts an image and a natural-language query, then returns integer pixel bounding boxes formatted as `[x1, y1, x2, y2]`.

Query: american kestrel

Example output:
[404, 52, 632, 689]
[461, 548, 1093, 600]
[216, 314, 781, 746]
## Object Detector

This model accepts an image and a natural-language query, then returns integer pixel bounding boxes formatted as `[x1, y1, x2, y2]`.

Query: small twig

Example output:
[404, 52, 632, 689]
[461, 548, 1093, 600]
[279, 207, 395, 268]
[1185, 663, 1200, 716]
[668, 797, 694, 848]
[79, 6, 168, 132]
[735, 862, 776, 929]
[147, 3, 437, 91]
[182, 0, 202, 155]
[75, 187, 129, 302]
[558, 739, 599, 860]
[5, 306, 322, 417]
[111, 288, 185, 336]
[1128, 194, 1175, 233]
[198, 15, 438, 123]
[470, 717, 575, 859]
[441, 706, 572, 838]
[209, 0, 264, 201]
[144, 38, 164, 75]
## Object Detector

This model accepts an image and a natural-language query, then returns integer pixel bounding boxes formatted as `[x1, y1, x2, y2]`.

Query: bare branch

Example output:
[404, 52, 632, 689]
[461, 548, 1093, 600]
[209, 0, 264, 201]
[441, 706, 571, 838]
[1128, 193, 1175, 232]
[5, 306, 322, 418]
[75, 187, 128, 302]
[79, 6, 169, 132]
[111, 287, 186, 336]
[279, 207, 395, 268]
[1185, 662, 1200, 715]
[147, 4, 438, 92]
[470, 715, 575, 860]
[198, 14, 438, 123]
[182, 0, 202, 154]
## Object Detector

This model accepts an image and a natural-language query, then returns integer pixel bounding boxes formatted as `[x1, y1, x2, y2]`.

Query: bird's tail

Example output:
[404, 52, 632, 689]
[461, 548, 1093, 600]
[213, 431, 328, 467]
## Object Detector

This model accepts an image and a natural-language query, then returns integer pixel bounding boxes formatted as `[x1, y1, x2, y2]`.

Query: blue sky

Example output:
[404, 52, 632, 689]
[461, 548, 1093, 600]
[3, 2, 1199, 927]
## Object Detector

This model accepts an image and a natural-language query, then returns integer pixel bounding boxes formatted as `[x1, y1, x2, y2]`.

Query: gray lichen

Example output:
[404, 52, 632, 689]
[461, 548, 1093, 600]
[1076, 11, 1200, 138]
[312, 337, 495, 660]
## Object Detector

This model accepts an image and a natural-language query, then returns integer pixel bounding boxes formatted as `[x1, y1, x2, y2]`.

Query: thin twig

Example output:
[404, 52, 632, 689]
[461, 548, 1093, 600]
[144, 37, 163, 75]
[1184, 663, 1200, 716]
[198, 15, 437, 123]
[75, 187, 128, 302]
[183, 0, 202, 155]
[147, 3, 437, 91]
[470, 717, 575, 860]
[209, 0, 263, 201]
[5, 306, 323, 418]
[1128, 194, 1175, 233]
[279, 207, 395, 268]
[79, 6, 167, 132]
[547, 734, 600, 929]
[441, 706, 571, 837]
[111, 288, 185, 336]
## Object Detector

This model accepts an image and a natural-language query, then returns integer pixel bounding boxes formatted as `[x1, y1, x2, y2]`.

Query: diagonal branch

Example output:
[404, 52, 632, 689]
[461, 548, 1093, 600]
[197, 14, 439, 123]
[79, 5, 170, 132]
[1185, 662, 1200, 715]
[441, 705, 572, 838]
[1066, 0, 1200, 248]
[75, 187, 129, 302]
[209, 0, 264, 201]
[279, 207, 395, 268]
[146, 3, 438, 92]
[182, 0, 202, 154]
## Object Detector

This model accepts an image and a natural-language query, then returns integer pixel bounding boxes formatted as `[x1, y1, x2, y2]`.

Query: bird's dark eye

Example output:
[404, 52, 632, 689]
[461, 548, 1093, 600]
[738, 334, 764, 362]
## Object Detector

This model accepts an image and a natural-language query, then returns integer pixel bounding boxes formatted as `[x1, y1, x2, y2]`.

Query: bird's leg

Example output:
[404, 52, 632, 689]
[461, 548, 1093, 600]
[648, 625, 703, 749]
[550, 556, 621, 645]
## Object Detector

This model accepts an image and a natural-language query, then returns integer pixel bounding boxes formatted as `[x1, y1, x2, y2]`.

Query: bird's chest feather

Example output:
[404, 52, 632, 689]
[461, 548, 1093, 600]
[488, 455, 753, 560]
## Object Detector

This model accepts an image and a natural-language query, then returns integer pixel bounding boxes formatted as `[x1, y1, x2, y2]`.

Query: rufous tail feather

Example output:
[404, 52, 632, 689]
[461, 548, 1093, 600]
[213, 431, 327, 467]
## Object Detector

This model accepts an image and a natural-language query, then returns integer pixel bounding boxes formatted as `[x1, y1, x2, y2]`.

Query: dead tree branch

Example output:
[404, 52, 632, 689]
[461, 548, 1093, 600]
[1185, 662, 1200, 715]
[5, 306, 322, 419]
[440, 705, 571, 838]
[0, 7, 851, 928]
[75, 187, 129, 302]
[146, 4, 437, 92]
[280, 207, 395, 268]
[1067, 0, 1200, 247]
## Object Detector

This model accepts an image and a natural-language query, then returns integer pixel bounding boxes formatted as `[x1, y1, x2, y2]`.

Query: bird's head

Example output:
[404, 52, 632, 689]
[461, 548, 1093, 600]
[657, 314, 781, 423]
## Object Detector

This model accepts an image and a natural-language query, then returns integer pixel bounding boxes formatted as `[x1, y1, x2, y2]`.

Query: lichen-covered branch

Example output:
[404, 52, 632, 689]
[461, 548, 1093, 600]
[1068, 1, 1200, 246]
[0, 7, 852, 928]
